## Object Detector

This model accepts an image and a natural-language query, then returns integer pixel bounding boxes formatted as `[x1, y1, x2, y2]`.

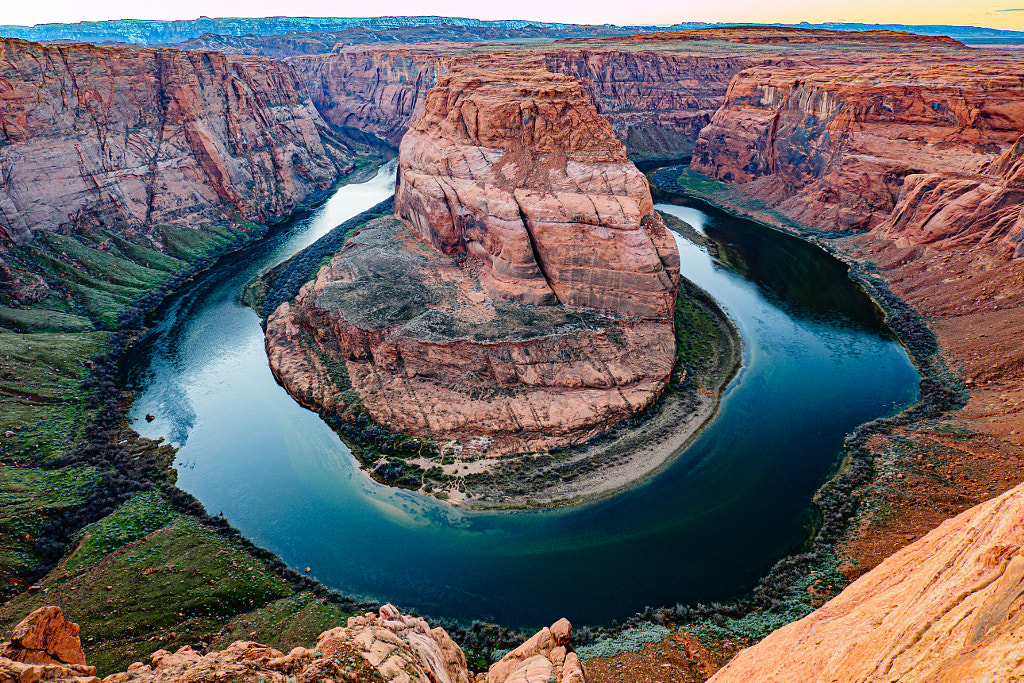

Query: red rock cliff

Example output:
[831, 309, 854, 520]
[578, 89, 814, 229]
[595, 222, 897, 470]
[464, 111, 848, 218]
[691, 51, 1024, 233]
[290, 43, 757, 160]
[543, 49, 754, 159]
[0, 39, 362, 245]
[709, 481, 1024, 683]
[394, 67, 679, 319]
[289, 46, 452, 146]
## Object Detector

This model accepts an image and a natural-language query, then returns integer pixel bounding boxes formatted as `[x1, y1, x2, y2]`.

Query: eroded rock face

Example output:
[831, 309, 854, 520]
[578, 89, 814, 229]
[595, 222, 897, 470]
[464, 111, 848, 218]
[878, 133, 1024, 257]
[691, 51, 1024, 233]
[266, 217, 675, 456]
[290, 43, 758, 160]
[709, 481, 1024, 683]
[543, 50, 753, 159]
[394, 67, 679, 320]
[0, 39, 360, 246]
[1, 606, 87, 666]
[290, 46, 452, 146]
[0, 606, 98, 682]
[268, 67, 678, 456]
[487, 618, 583, 683]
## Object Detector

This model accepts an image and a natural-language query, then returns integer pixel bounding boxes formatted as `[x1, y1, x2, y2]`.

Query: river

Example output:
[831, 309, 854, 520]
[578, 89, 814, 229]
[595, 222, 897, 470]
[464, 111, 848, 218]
[123, 162, 921, 627]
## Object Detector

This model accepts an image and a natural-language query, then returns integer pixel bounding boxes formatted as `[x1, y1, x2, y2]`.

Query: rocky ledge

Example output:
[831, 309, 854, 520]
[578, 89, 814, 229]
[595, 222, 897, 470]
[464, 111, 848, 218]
[0, 605, 585, 683]
[709, 480, 1024, 683]
[267, 67, 680, 462]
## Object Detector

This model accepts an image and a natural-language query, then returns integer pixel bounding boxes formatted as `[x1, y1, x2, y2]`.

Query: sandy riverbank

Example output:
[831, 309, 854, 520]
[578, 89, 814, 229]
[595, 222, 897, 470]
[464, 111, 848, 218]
[438, 268, 743, 510]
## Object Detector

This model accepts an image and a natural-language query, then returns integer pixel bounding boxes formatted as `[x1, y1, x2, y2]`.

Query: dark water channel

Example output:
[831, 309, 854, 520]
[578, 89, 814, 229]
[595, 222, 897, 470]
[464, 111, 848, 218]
[122, 162, 921, 627]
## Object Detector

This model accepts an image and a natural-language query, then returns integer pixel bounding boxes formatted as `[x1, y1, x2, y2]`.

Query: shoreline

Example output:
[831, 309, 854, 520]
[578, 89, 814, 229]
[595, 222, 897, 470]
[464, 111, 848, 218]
[450, 272, 743, 511]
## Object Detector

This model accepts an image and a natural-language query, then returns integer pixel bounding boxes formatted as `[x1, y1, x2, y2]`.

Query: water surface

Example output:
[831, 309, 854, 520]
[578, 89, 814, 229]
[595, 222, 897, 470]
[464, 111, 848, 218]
[124, 166, 920, 627]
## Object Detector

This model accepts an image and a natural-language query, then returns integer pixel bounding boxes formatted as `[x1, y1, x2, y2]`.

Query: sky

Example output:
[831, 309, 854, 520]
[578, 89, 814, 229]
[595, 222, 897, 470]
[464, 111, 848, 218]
[4, 0, 1024, 31]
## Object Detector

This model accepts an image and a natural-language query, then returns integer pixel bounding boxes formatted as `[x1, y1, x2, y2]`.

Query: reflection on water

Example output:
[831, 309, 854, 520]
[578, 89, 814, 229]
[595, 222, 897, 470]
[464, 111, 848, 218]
[122, 166, 921, 627]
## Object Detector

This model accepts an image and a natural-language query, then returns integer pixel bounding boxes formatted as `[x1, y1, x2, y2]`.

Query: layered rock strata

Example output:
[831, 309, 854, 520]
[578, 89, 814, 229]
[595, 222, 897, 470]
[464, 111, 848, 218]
[290, 47, 453, 146]
[1, 605, 586, 683]
[709, 481, 1024, 683]
[267, 67, 679, 456]
[691, 52, 1024, 234]
[394, 68, 680, 318]
[0, 39, 362, 246]
[878, 133, 1024, 257]
[290, 44, 758, 159]
[290, 30, 971, 162]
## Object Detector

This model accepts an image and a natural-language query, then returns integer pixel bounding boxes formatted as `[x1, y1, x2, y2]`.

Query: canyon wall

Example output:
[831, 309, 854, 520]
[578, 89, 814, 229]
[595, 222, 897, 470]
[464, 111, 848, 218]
[289, 47, 452, 146]
[709, 481, 1024, 683]
[543, 49, 754, 159]
[878, 132, 1024, 257]
[0, 39, 363, 246]
[290, 44, 758, 159]
[267, 67, 679, 457]
[691, 52, 1024, 234]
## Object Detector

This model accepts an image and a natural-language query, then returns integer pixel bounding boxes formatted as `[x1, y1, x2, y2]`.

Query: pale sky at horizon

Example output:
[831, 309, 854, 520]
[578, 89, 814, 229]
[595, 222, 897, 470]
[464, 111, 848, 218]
[3, 0, 1024, 31]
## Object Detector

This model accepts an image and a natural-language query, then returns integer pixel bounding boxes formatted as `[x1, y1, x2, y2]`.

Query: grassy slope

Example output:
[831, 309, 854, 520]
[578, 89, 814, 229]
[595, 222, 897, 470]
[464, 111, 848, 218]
[0, 163, 383, 673]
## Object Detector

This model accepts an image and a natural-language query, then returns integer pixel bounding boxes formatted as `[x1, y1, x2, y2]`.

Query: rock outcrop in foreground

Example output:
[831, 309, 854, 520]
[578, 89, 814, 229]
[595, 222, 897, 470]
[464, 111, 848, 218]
[0, 605, 584, 683]
[0, 606, 97, 681]
[267, 68, 679, 457]
[0, 39, 363, 246]
[710, 481, 1024, 683]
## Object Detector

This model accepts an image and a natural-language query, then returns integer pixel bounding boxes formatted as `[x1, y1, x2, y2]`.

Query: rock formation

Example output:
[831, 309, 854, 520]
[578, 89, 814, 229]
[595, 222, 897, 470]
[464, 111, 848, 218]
[690, 50, 1024, 233]
[267, 67, 679, 457]
[878, 133, 1024, 257]
[290, 43, 759, 159]
[0, 606, 98, 682]
[394, 68, 680, 318]
[291, 45, 756, 159]
[543, 49, 754, 159]
[0, 605, 585, 683]
[486, 618, 584, 683]
[709, 481, 1024, 682]
[1, 607, 87, 666]
[290, 29, 971, 164]
[290, 47, 452, 146]
[0, 39, 364, 246]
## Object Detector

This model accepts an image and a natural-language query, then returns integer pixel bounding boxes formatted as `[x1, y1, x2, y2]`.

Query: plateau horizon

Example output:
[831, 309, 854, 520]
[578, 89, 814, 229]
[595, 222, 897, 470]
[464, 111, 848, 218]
[3, 3, 1024, 33]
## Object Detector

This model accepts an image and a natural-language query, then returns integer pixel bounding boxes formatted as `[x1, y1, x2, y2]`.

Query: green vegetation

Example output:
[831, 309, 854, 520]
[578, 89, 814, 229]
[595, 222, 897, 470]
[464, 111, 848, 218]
[0, 466, 97, 592]
[574, 623, 671, 662]
[0, 331, 107, 465]
[161, 220, 256, 262]
[0, 518, 297, 675]
[212, 592, 356, 651]
[0, 178, 379, 673]
[64, 492, 177, 571]
[672, 276, 739, 394]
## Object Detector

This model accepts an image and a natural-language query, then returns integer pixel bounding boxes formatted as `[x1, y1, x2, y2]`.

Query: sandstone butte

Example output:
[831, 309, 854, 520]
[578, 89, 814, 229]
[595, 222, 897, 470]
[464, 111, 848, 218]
[0, 38, 366, 247]
[0, 604, 586, 683]
[266, 67, 680, 456]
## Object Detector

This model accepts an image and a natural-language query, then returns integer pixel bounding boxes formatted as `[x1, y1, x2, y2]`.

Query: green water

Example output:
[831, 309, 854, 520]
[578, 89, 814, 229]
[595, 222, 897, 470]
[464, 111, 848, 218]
[123, 163, 921, 627]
